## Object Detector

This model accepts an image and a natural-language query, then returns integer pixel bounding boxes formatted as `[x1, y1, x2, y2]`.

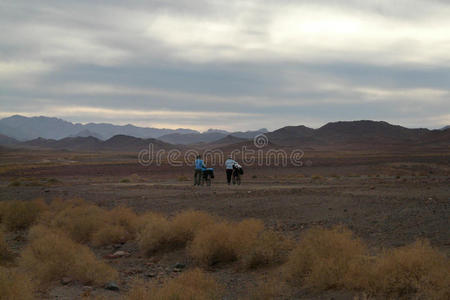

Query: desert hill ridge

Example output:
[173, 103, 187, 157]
[0, 119, 448, 152]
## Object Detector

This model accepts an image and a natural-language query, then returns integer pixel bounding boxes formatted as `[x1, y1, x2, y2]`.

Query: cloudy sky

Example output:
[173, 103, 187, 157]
[1, 0, 449, 131]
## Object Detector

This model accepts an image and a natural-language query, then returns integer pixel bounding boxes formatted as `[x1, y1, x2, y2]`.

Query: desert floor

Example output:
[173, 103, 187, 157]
[0, 149, 449, 299]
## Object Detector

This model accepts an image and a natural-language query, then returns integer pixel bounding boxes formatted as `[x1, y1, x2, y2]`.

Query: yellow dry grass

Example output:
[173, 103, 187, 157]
[284, 226, 367, 290]
[126, 268, 222, 300]
[170, 210, 217, 246]
[0, 230, 13, 264]
[368, 240, 450, 299]
[0, 199, 47, 232]
[19, 225, 117, 287]
[138, 210, 217, 256]
[0, 267, 34, 300]
[189, 219, 291, 268]
[188, 222, 237, 266]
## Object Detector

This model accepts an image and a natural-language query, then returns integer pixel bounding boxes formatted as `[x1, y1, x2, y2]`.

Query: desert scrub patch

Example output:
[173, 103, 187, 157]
[126, 268, 222, 300]
[0, 230, 14, 264]
[137, 213, 174, 256]
[107, 206, 140, 238]
[367, 240, 450, 299]
[188, 222, 237, 266]
[0, 199, 47, 232]
[246, 276, 287, 300]
[51, 203, 108, 243]
[46, 178, 61, 185]
[137, 210, 216, 256]
[8, 180, 21, 187]
[47, 200, 138, 246]
[177, 175, 189, 181]
[284, 226, 367, 290]
[188, 218, 290, 268]
[170, 210, 216, 246]
[91, 224, 128, 247]
[0, 267, 34, 300]
[238, 229, 294, 269]
[19, 225, 117, 287]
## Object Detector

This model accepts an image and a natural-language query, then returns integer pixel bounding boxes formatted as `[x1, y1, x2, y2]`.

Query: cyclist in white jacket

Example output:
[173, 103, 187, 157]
[225, 156, 237, 185]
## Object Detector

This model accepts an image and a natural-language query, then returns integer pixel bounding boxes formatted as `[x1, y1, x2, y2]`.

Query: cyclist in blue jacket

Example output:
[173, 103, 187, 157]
[194, 155, 206, 186]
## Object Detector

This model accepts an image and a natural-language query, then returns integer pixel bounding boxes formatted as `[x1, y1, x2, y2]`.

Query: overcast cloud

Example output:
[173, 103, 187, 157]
[1, 0, 449, 131]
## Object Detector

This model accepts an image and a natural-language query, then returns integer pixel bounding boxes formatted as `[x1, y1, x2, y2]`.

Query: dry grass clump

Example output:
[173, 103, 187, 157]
[0, 231, 13, 264]
[108, 206, 140, 238]
[189, 219, 291, 268]
[138, 210, 216, 256]
[284, 226, 367, 290]
[91, 225, 128, 247]
[51, 203, 107, 243]
[46, 200, 138, 246]
[20, 225, 117, 287]
[170, 210, 216, 246]
[188, 222, 237, 266]
[0, 267, 34, 300]
[91, 206, 140, 247]
[138, 213, 176, 256]
[238, 229, 293, 269]
[0, 199, 47, 231]
[368, 240, 450, 299]
[127, 268, 222, 300]
[246, 277, 287, 300]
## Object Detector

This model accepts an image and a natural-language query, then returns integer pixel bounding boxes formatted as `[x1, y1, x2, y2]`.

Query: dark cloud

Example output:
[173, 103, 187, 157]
[1, 0, 449, 130]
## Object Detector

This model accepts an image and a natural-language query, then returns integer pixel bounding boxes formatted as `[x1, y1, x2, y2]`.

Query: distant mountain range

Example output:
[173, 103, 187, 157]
[158, 128, 268, 145]
[0, 115, 448, 152]
[0, 115, 197, 141]
[265, 121, 450, 150]
[5, 135, 174, 152]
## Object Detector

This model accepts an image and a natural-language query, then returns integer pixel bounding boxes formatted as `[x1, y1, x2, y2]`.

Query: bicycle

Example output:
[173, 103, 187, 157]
[232, 165, 243, 185]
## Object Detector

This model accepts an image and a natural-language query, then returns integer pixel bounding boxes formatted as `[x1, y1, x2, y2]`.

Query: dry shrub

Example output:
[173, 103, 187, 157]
[189, 219, 289, 268]
[340, 254, 375, 291]
[44, 200, 138, 246]
[138, 210, 217, 256]
[284, 226, 367, 290]
[171, 210, 216, 246]
[0, 231, 13, 264]
[91, 225, 128, 247]
[90, 206, 140, 247]
[138, 213, 174, 256]
[246, 277, 287, 300]
[0, 202, 7, 223]
[0, 267, 34, 300]
[239, 229, 293, 269]
[51, 203, 107, 243]
[20, 225, 117, 287]
[127, 268, 222, 300]
[189, 222, 237, 266]
[0, 199, 46, 231]
[368, 240, 450, 299]
[107, 206, 139, 238]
